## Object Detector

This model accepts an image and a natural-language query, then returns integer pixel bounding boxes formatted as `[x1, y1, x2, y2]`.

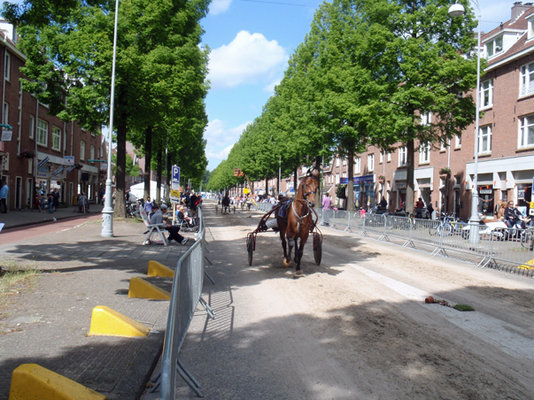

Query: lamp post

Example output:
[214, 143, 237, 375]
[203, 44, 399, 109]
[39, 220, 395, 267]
[101, 0, 119, 237]
[449, 1, 481, 245]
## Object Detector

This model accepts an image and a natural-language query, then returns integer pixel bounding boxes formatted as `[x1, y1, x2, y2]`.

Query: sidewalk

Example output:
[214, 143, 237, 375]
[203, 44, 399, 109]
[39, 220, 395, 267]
[0, 203, 104, 231]
[0, 208, 194, 399]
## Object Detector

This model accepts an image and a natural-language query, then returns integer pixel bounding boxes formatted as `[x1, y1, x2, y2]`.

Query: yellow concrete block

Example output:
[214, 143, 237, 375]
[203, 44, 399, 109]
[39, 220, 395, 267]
[518, 258, 534, 270]
[147, 260, 174, 277]
[128, 277, 170, 300]
[9, 363, 106, 400]
[88, 305, 149, 337]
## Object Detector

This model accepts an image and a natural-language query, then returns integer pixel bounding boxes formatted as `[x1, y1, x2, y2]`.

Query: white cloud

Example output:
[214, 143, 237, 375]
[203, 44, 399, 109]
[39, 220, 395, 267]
[208, 31, 288, 89]
[205, 119, 251, 170]
[209, 0, 232, 15]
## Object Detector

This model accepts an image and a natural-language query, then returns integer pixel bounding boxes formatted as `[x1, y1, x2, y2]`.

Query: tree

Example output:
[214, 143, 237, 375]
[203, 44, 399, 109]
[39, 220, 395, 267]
[349, 0, 478, 213]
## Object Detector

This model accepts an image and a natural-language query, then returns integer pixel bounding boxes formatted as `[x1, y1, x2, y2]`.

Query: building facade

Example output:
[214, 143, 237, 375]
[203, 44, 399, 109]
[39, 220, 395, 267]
[0, 22, 104, 211]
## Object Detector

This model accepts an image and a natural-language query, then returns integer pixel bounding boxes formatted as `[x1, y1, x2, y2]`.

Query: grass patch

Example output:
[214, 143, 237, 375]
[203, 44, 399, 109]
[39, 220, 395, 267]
[0, 262, 40, 296]
[453, 304, 475, 312]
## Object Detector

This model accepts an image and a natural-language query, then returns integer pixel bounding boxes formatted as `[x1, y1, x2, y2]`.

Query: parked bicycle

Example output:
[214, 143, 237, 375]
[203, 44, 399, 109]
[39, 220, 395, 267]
[429, 213, 466, 236]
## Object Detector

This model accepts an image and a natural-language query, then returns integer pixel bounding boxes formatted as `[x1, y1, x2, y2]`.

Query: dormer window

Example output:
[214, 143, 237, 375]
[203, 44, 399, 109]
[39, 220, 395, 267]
[485, 35, 503, 58]
[528, 16, 534, 39]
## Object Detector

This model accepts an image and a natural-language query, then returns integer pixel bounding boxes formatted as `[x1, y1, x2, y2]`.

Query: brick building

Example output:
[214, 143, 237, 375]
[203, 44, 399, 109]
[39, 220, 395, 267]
[0, 21, 104, 211]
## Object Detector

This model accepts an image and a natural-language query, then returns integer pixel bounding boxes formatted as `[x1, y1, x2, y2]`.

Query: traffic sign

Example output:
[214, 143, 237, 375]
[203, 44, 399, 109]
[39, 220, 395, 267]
[172, 165, 180, 190]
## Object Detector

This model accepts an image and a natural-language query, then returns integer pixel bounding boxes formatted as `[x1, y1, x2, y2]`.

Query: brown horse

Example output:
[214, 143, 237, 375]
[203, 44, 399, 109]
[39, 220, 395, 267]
[277, 168, 319, 277]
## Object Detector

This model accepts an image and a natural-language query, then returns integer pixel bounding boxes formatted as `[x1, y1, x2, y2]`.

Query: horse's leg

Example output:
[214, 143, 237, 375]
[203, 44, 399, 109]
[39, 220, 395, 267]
[295, 232, 310, 275]
[287, 236, 295, 266]
[279, 225, 291, 266]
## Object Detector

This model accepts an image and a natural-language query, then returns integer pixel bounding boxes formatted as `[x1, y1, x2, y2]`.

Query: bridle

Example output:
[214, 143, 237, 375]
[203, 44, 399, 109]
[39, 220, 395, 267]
[291, 174, 318, 231]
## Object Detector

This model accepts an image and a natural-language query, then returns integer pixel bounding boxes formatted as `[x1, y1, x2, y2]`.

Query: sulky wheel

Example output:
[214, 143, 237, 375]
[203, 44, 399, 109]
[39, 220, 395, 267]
[313, 232, 322, 265]
[246, 234, 254, 266]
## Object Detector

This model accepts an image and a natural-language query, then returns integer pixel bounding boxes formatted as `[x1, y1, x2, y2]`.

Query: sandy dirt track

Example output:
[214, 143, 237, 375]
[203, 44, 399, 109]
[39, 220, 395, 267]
[172, 206, 534, 400]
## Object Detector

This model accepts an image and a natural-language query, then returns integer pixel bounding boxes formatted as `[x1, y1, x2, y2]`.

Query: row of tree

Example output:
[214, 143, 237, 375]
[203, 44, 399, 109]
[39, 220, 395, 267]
[206, 0, 480, 213]
[3, 0, 210, 216]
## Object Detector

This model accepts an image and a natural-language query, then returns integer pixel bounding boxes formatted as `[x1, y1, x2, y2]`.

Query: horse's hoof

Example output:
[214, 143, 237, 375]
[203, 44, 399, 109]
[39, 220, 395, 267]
[294, 270, 304, 278]
[283, 258, 291, 267]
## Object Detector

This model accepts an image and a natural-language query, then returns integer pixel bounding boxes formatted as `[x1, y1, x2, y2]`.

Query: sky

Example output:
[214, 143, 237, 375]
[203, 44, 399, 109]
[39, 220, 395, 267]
[201, 0, 520, 171]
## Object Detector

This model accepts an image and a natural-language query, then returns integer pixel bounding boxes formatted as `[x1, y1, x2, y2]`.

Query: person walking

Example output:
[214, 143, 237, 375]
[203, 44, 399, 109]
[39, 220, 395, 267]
[47, 192, 55, 213]
[0, 179, 8, 213]
[322, 192, 331, 226]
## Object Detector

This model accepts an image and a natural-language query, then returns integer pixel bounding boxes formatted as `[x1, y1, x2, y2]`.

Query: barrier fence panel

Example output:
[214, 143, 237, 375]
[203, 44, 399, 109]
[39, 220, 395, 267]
[154, 207, 208, 399]
[484, 227, 534, 274]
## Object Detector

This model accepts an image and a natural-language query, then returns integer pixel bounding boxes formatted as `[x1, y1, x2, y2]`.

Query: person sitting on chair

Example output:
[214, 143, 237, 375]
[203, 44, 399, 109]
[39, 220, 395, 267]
[163, 218, 188, 245]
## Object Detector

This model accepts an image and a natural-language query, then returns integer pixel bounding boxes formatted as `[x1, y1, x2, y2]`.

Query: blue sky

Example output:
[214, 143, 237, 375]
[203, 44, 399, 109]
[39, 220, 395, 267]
[201, 0, 520, 171]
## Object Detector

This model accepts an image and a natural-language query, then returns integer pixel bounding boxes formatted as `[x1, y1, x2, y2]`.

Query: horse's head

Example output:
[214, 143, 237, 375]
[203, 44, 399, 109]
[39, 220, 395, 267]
[301, 168, 320, 208]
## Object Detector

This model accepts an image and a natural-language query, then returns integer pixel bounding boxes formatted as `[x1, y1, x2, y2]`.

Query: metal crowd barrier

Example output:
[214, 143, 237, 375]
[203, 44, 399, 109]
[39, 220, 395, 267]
[316, 208, 534, 277]
[151, 206, 213, 398]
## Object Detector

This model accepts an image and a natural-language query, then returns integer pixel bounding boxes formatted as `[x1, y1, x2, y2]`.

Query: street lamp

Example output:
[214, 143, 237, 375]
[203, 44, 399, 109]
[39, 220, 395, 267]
[101, 0, 119, 238]
[448, 1, 482, 245]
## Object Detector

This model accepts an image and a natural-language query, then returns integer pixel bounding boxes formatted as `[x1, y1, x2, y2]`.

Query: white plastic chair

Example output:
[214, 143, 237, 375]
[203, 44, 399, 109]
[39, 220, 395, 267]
[140, 209, 168, 246]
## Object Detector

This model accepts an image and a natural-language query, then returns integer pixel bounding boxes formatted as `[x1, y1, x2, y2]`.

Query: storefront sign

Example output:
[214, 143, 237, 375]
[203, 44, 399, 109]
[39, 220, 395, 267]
[479, 188, 493, 195]
[341, 175, 374, 185]
[64, 156, 74, 165]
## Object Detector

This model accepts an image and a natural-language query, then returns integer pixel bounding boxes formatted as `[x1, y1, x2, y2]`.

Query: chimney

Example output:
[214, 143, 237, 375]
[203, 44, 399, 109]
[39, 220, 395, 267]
[512, 1, 532, 20]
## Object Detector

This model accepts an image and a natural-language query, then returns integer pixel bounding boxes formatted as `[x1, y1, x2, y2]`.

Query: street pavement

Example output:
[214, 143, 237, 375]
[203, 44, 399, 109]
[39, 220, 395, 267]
[0, 204, 195, 399]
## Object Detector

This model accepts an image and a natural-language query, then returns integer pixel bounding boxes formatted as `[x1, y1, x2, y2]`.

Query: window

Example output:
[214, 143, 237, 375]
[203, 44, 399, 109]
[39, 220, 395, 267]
[4, 52, 10, 82]
[80, 140, 85, 161]
[485, 35, 503, 58]
[398, 146, 407, 167]
[37, 119, 48, 146]
[342, 158, 347, 165]
[519, 115, 534, 149]
[520, 62, 534, 96]
[367, 154, 375, 171]
[336, 158, 340, 167]
[354, 157, 361, 174]
[29, 115, 35, 139]
[387, 152, 391, 162]
[480, 79, 493, 108]
[52, 127, 61, 151]
[419, 142, 430, 164]
[455, 134, 462, 149]
[335, 173, 340, 184]
[440, 137, 448, 151]
[478, 125, 492, 154]
[421, 112, 432, 126]
[90, 145, 95, 161]
[529, 17, 534, 39]
[379, 152, 384, 164]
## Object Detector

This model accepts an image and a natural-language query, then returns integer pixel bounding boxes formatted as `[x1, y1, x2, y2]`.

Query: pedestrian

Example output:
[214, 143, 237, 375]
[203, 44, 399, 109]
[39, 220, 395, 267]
[47, 192, 55, 213]
[33, 189, 42, 212]
[53, 188, 60, 209]
[143, 196, 154, 217]
[322, 192, 331, 226]
[415, 197, 425, 218]
[78, 192, 88, 213]
[163, 218, 188, 245]
[0, 179, 8, 213]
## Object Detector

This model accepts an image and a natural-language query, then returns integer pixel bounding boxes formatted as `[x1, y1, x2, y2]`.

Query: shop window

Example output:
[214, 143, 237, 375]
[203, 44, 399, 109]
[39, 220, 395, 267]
[398, 146, 407, 167]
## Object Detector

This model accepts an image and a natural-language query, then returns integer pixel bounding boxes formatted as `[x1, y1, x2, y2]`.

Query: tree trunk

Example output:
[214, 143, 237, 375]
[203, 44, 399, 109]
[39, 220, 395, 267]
[346, 149, 355, 212]
[114, 94, 127, 218]
[143, 126, 152, 201]
[265, 177, 268, 196]
[156, 148, 162, 204]
[406, 138, 415, 215]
